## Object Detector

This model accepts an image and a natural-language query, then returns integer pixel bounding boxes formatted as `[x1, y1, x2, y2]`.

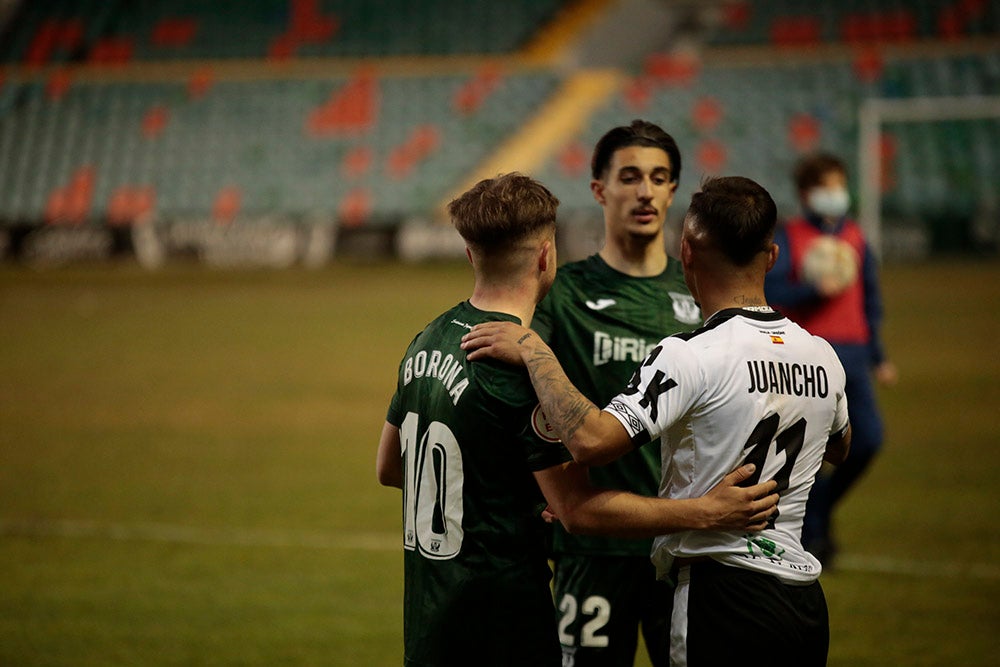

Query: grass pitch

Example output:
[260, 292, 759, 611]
[1, 259, 997, 666]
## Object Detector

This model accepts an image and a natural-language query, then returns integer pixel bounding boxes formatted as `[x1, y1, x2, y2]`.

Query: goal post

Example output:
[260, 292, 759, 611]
[858, 95, 1000, 258]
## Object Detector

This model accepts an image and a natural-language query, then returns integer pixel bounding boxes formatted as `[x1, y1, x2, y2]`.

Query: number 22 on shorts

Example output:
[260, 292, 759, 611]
[558, 593, 611, 648]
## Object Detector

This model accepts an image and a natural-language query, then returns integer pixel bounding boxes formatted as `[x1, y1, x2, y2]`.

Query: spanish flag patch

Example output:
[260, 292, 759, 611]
[770, 335, 784, 345]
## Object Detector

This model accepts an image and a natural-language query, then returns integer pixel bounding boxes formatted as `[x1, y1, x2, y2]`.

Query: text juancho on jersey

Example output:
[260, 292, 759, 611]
[746, 360, 830, 398]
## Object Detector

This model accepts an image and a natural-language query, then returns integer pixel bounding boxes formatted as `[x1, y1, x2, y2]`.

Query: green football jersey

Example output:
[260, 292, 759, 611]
[386, 301, 572, 666]
[532, 254, 701, 557]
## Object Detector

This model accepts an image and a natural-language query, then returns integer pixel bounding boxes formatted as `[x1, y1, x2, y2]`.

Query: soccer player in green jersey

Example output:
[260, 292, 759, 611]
[377, 173, 778, 667]
[529, 120, 698, 667]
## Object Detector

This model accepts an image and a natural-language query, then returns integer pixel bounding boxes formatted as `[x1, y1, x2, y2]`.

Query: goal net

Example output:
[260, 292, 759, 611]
[858, 95, 1000, 258]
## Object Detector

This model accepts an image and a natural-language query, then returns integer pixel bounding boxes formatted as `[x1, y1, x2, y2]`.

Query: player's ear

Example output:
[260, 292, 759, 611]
[766, 243, 779, 272]
[538, 239, 552, 273]
[590, 179, 605, 205]
[680, 231, 693, 269]
[465, 246, 474, 266]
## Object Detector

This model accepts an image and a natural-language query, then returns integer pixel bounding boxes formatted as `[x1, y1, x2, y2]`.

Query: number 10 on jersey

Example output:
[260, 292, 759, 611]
[400, 411, 465, 560]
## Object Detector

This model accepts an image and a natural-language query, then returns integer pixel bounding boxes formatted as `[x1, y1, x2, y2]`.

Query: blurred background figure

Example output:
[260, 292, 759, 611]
[765, 151, 898, 567]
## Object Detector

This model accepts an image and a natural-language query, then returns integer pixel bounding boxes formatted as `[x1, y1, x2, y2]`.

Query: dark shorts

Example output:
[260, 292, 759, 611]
[671, 559, 829, 667]
[404, 561, 560, 667]
[553, 553, 673, 667]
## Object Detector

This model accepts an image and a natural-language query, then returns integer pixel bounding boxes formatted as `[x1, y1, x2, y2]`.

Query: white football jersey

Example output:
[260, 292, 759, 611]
[605, 308, 849, 584]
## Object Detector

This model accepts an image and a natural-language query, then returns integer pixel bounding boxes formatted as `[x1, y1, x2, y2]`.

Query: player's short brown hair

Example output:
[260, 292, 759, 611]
[687, 176, 776, 266]
[793, 152, 848, 193]
[448, 173, 559, 251]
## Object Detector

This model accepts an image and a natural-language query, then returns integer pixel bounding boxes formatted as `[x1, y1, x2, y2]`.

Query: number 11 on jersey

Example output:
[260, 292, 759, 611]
[738, 414, 806, 529]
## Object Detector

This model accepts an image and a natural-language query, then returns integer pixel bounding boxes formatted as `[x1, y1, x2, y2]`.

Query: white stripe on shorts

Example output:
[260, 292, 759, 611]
[670, 565, 692, 667]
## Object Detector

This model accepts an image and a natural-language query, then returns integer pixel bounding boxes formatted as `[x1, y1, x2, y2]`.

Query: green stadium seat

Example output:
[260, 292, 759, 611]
[0, 70, 561, 224]
[2, 0, 570, 62]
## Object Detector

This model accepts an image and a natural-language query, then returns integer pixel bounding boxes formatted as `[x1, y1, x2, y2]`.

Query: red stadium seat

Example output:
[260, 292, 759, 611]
[342, 145, 373, 178]
[339, 188, 371, 227]
[142, 105, 170, 139]
[557, 141, 588, 177]
[453, 65, 502, 115]
[387, 125, 441, 179]
[692, 96, 723, 133]
[769, 16, 821, 46]
[46, 69, 72, 100]
[624, 76, 653, 111]
[841, 10, 916, 42]
[151, 18, 198, 48]
[853, 47, 885, 83]
[213, 186, 242, 224]
[88, 37, 134, 65]
[108, 186, 155, 226]
[25, 19, 83, 66]
[307, 71, 379, 136]
[788, 113, 822, 153]
[269, 0, 338, 59]
[695, 139, 727, 174]
[187, 68, 215, 99]
[45, 166, 95, 225]
[643, 53, 700, 86]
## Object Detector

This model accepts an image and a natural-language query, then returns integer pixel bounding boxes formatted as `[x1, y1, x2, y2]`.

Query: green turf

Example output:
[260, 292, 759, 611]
[1, 259, 997, 666]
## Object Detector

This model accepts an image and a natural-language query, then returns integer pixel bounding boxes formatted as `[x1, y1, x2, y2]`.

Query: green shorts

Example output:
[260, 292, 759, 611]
[552, 553, 674, 667]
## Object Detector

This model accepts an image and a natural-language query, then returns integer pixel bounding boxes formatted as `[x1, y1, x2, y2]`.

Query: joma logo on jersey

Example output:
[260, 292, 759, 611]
[593, 332, 658, 366]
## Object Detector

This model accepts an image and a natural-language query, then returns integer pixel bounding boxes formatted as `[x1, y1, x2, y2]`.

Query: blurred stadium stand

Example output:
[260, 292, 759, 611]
[0, 0, 997, 265]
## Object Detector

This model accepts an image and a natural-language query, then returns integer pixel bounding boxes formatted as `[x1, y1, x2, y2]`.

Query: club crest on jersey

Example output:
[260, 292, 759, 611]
[531, 404, 560, 443]
[669, 291, 701, 325]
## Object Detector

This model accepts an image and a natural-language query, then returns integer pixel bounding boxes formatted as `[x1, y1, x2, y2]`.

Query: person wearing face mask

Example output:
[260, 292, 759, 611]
[764, 152, 898, 569]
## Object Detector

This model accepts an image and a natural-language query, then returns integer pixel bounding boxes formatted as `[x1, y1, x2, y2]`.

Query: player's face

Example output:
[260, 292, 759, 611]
[591, 146, 677, 242]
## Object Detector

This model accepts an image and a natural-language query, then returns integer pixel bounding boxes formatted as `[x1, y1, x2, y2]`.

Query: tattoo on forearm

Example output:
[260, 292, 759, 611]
[525, 346, 598, 442]
[517, 333, 533, 345]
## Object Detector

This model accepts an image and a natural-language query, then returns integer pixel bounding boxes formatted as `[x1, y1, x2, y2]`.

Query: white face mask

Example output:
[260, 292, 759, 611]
[807, 187, 850, 219]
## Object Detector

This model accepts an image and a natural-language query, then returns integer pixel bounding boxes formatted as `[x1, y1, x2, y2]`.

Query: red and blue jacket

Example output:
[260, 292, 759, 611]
[765, 213, 886, 366]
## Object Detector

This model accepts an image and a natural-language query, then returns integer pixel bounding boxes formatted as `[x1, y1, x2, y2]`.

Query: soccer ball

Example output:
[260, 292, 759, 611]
[801, 235, 859, 293]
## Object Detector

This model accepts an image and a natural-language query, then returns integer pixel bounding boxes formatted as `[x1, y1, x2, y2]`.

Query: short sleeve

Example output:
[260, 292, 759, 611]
[603, 337, 701, 446]
[521, 417, 575, 472]
[386, 390, 403, 427]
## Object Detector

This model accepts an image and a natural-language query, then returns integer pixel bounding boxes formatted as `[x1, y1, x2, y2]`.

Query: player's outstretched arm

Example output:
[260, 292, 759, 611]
[462, 322, 632, 466]
[376, 421, 403, 489]
[534, 463, 779, 537]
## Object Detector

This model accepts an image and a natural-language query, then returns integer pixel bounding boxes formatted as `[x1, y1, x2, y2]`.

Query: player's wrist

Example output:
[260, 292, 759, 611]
[672, 497, 710, 531]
